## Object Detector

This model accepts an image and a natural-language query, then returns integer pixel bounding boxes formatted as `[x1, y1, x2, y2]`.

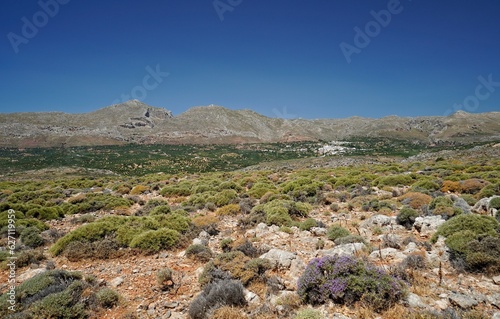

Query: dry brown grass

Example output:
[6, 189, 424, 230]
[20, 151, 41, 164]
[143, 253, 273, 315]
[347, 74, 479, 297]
[210, 306, 247, 319]
[408, 269, 433, 296]
[192, 214, 219, 228]
[247, 280, 268, 300]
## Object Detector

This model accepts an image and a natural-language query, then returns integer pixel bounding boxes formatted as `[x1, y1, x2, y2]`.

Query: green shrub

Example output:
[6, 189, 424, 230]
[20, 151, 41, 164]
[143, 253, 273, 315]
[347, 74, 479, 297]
[434, 214, 500, 274]
[293, 309, 322, 319]
[20, 226, 44, 248]
[50, 218, 125, 256]
[15, 249, 46, 268]
[490, 197, 500, 210]
[129, 228, 180, 252]
[157, 267, 174, 290]
[299, 218, 318, 231]
[375, 174, 413, 187]
[213, 189, 238, 207]
[433, 214, 499, 241]
[154, 212, 191, 233]
[220, 238, 233, 252]
[96, 288, 120, 308]
[25, 206, 64, 220]
[149, 205, 171, 215]
[252, 200, 312, 227]
[116, 217, 155, 246]
[327, 225, 350, 242]
[396, 206, 419, 230]
[160, 184, 192, 197]
[460, 194, 477, 206]
[186, 244, 213, 262]
[410, 179, 440, 192]
[30, 281, 87, 319]
[0, 269, 83, 318]
[478, 183, 500, 198]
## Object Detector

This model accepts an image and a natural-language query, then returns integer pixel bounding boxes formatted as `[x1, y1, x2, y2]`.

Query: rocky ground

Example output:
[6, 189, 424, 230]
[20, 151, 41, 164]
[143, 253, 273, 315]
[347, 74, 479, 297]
[4, 188, 499, 319]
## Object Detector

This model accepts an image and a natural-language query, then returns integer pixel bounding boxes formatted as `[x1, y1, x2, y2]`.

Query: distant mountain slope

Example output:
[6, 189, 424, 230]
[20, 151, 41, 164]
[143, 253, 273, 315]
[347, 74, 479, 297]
[0, 100, 499, 147]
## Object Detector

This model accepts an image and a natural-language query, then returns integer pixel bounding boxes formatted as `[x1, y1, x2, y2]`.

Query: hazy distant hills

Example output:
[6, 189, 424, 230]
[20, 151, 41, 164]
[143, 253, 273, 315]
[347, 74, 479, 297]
[1, 100, 499, 147]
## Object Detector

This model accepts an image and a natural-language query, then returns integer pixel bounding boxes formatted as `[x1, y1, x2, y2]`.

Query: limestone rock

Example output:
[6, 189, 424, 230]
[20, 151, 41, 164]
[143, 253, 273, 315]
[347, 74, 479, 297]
[260, 249, 296, 269]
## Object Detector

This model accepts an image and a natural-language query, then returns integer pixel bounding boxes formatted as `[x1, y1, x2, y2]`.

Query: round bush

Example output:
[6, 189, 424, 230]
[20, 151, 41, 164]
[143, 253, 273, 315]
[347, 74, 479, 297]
[297, 255, 406, 311]
[129, 228, 180, 252]
[326, 225, 350, 242]
[96, 288, 120, 308]
[396, 206, 419, 230]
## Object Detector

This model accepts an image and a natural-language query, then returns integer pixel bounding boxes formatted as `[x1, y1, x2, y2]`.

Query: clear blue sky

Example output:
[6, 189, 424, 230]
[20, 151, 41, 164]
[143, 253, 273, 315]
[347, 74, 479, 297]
[1, 0, 500, 119]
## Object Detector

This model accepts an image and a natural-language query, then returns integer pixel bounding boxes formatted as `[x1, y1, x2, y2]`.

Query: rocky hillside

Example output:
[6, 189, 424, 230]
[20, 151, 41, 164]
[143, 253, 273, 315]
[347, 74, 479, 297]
[1, 101, 499, 147]
[1, 147, 499, 318]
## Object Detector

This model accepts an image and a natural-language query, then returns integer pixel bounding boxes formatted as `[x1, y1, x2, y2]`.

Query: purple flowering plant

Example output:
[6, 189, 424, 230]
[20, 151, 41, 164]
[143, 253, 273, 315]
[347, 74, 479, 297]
[297, 255, 407, 312]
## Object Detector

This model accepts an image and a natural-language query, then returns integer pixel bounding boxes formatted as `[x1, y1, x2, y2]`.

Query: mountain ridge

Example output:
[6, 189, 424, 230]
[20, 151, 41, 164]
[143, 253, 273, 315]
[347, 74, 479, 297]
[1, 100, 499, 147]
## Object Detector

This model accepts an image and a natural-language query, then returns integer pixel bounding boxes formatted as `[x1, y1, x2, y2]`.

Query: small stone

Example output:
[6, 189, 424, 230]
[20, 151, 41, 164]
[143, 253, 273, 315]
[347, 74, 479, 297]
[164, 301, 178, 309]
[449, 293, 478, 309]
[110, 276, 124, 287]
[493, 275, 500, 285]
[407, 293, 426, 308]
[159, 252, 169, 259]
[487, 293, 500, 309]
[434, 299, 449, 310]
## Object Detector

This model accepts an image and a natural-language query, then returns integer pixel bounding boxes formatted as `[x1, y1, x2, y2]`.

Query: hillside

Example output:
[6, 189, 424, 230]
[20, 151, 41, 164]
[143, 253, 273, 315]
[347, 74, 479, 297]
[1, 101, 499, 147]
[1, 146, 499, 319]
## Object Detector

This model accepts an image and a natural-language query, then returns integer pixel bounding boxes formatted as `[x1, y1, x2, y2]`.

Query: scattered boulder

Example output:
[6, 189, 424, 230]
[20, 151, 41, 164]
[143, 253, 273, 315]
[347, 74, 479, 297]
[318, 243, 366, 257]
[406, 293, 427, 308]
[361, 214, 394, 228]
[259, 249, 296, 269]
[413, 216, 445, 236]
[449, 293, 478, 309]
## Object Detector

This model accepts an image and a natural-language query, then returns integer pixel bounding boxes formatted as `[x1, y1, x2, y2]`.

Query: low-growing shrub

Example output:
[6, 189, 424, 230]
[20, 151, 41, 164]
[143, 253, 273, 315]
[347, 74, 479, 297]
[20, 226, 45, 248]
[293, 309, 322, 319]
[490, 197, 500, 210]
[220, 238, 233, 252]
[188, 279, 246, 319]
[433, 214, 500, 274]
[149, 205, 171, 216]
[157, 267, 174, 290]
[0, 269, 84, 318]
[15, 249, 46, 268]
[460, 178, 489, 195]
[299, 218, 318, 231]
[129, 228, 180, 253]
[297, 255, 406, 311]
[334, 235, 366, 245]
[251, 200, 312, 227]
[399, 192, 432, 210]
[186, 244, 213, 262]
[211, 306, 247, 319]
[199, 251, 267, 286]
[326, 225, 350, 242]
[216, 204, 241, 216]
[396, 206, 419, 230]
[96, 288, 120, 308]
[130, 185, 149, 195]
